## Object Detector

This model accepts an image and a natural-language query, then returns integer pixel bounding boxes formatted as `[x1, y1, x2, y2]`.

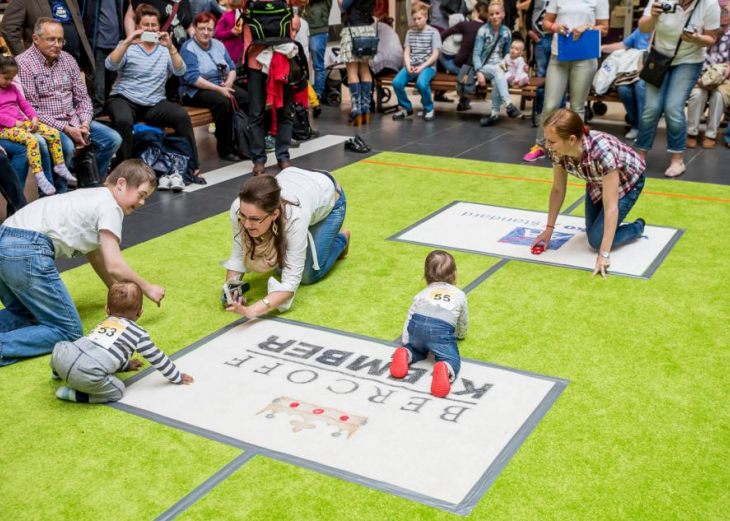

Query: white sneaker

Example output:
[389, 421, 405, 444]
[157, 175, 171, 191]
[625, 128, 638, 140]
[169, 172, 185, 192]
[424, 110, 435, 121]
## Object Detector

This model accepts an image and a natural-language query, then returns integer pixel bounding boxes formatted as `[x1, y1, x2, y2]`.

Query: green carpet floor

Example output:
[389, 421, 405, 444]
[1, 151, 728, 520]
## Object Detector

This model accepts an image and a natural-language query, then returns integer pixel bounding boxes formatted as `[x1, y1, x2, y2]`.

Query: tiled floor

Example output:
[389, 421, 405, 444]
[3, 92, 728, 272]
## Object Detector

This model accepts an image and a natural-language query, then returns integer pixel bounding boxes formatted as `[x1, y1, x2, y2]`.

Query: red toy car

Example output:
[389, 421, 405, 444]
[531, 243, 546, 255]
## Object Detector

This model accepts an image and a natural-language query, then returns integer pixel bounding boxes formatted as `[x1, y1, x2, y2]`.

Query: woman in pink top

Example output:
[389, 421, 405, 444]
[0, 50, 76, 195]
[216, 0, 245, 63]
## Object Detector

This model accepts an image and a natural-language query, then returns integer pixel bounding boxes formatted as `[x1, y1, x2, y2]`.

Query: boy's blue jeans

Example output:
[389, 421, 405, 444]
[0, 226, 83, 367]
[404, 314, 460, 376]
[584, 173, 645, 250]
[392, 66, 436, 112]
[301, 187, 348, 285]
[617, 80, 646, 131]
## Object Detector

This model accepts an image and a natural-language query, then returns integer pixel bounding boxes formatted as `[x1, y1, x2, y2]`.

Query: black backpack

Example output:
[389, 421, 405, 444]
[291, 102, 312, 141]
[244, 0, 293, 45]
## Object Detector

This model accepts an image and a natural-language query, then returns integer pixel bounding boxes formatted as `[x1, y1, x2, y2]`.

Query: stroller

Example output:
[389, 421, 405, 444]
[323, 46, 346, 106]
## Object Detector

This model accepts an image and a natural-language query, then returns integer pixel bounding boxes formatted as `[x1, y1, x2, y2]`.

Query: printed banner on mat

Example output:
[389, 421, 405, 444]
[390, 202, 682, 278]
[117, 319, 566, 514]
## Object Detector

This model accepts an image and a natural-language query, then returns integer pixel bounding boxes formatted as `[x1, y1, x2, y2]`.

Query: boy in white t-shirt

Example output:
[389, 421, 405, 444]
[0, 160, 164, 367]
[390, 250, 469, 398]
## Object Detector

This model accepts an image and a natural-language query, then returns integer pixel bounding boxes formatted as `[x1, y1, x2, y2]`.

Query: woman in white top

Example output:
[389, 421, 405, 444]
[222, 168, 350, 317]
[0, 160, 165, 367]
[636, 0, 721, 178]
[523, 0, 609, 162]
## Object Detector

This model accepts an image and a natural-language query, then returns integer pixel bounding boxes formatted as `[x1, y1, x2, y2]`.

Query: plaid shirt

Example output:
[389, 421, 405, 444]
[16, 46, 93, 132]
[547, 131, 645, 204]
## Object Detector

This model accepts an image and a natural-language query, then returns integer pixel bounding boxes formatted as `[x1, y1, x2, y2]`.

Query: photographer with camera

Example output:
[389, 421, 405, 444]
[106, 3, 199, 185]
[636, 0, 721, 178]
[221, 168, 350, 318]
[180, 12, 249, 162]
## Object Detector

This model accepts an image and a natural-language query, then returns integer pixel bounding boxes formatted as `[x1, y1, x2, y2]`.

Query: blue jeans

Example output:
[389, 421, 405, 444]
[533, 35, 552, 114]
[438, 53, 460, 74]
[0, 137, 67, 194]
[636, 62, 703, 153]
[0, 226, 83, 367]
[405, 314, 460, 376]
[392, 66, 436, 112]
[479, 63, 511, 111]
[725, 121, 730, 144]
[617, 80, 646, 131]
[301, 187, 347, 285]
[59, 121, 122, 178]
[584, 173, 645, 250]
[310, 32, 329, 98]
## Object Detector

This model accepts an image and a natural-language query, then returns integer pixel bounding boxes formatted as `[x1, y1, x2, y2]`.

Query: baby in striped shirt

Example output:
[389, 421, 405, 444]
[51, 282, 193, 404]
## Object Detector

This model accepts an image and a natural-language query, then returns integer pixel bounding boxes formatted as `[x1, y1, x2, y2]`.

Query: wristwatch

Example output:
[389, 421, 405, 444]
[600, 251, 611, 259]
[262, 297, 272, 309]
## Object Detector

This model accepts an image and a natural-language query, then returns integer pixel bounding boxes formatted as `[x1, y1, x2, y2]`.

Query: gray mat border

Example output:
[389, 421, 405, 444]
[110, 316, 569, 517]
[387, 200, 684, 279]
[154, 452, 255, 521]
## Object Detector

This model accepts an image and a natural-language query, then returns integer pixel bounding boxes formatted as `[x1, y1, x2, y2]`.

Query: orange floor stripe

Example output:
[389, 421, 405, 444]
[361, 159, 730, 204]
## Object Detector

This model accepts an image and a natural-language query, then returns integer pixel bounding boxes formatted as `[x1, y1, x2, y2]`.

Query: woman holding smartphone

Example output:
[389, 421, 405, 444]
[106, 3, 199, 182]
[636, 0, 721, 178]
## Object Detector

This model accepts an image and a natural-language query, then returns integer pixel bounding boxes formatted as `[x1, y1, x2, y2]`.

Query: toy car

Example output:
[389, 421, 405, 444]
[531, 243, 546, 255]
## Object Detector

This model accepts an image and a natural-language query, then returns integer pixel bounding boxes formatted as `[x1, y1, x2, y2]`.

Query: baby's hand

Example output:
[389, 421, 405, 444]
[181, 373, 194, 385]
[128, 359, 144, 371]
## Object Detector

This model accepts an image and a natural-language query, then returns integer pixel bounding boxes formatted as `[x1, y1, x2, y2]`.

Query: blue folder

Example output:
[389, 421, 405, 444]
[557, 29, 601, 62]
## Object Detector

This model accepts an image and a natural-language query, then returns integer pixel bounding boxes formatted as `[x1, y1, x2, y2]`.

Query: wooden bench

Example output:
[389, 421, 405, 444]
[375, 72, 545, 115]
[95, 106, 214, 130]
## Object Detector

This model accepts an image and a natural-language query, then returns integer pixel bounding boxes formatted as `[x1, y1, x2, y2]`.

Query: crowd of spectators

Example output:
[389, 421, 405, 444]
[1, 0, 729, 213]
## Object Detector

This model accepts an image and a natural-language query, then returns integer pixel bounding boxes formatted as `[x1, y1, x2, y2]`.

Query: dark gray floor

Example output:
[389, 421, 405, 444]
[54, 98, 728, 271]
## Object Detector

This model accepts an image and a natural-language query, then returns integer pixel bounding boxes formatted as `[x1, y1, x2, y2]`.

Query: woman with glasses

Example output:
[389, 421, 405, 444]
[106, 3, 199, 176]
[222, 168, 350, 318]
[181, 12, 248, 162]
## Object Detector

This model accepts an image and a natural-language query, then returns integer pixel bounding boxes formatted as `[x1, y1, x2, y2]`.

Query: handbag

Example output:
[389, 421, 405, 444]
[456, 34, 501, 98]
[74, 144, 101, 188]
[291, 102, 312, 140]
[640, 0, 700, 88]
[352, 21, 379, 58]
[231, 97, 254, 159]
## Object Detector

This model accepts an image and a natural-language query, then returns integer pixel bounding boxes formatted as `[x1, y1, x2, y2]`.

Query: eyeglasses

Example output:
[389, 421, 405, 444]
[39, 36, 65, 46]
[236, 209, 271, 224]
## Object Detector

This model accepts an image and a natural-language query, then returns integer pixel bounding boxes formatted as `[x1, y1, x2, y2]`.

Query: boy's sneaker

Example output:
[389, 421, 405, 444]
[51, 371, 61, 381]
[392, 109, 413, 121]
[431, 361, 451, 398]
[55, 386, 78, 402]
[390, 347, 410, 378]
[625, 128, 638, 140]
[423, 110, 435, 122]
[506, 103, 523, 118]
[157, 175, 172, 191]
[479, 114, 499, 127]
[523, 144, 546, 162]
[264, 134, 276, 152]
[169, 173, 185, 192]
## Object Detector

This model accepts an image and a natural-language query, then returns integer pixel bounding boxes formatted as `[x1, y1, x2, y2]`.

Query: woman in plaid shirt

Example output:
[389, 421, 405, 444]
[532, 109, 647, 279]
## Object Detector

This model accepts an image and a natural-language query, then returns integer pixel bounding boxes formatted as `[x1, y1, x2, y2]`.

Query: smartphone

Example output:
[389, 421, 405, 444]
[140, 31, 159, 43]
[683, 26, 696, 35]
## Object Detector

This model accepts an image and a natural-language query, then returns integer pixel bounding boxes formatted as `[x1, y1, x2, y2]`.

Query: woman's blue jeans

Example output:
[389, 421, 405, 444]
[301, 188, 348, 285]
[478, 63, 511, 110]
[584, 173, 645, 250]
[405, 314, 461, 376]
[0, 227, 83, 367]
[392, 66, 436, 112]
[636, 62, 702, 153]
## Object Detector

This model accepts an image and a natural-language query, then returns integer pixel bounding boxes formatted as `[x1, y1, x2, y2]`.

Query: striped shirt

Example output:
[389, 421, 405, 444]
[106, 44, 186, 106]
[405, 26, 442, 68]
[86, 316, 183, 384]
[546, 131, 645, 203]
[16, 45, 94, 132]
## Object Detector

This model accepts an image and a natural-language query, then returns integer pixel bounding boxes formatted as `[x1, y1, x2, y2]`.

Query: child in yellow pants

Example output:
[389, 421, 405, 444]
[0, 49, 76, 195]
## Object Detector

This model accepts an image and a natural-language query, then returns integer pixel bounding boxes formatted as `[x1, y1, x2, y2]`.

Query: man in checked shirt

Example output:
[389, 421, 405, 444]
[51, 282, 194, 403]
[15, 18, 122, 179]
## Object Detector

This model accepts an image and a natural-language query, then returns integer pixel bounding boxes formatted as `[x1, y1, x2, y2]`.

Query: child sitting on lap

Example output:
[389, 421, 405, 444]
[390, 250, 469, 398]
[501, 39, 529, 87]
[0, 49, 76, 195]
[51, 282, 193, 403]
